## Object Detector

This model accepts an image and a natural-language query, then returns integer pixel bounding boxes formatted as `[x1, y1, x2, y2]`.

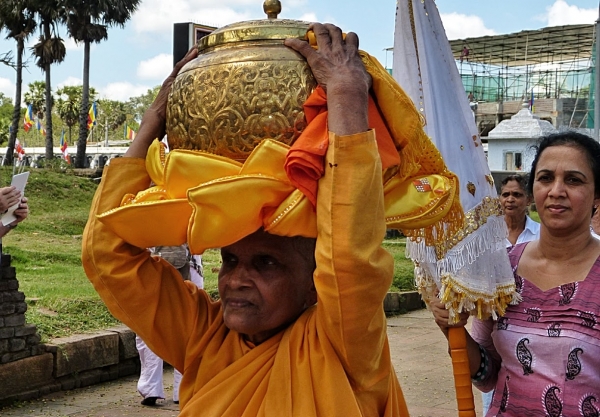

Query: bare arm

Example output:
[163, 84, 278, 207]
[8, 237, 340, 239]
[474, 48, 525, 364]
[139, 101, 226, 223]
[286, 24, 393, 392]
[284, 23, 370, 136]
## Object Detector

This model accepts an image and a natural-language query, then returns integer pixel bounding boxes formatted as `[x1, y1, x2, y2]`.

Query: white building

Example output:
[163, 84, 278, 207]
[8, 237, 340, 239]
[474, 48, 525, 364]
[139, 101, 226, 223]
[486, 103, 557, 173]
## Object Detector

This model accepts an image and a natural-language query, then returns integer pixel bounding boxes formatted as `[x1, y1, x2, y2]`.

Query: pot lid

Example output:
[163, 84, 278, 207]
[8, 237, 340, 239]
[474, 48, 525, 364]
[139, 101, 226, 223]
[197, 0, 310, 52]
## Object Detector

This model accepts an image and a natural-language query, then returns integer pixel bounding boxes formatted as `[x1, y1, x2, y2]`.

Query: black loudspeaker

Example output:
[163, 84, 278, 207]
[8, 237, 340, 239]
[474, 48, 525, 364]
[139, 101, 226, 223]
[173, 22, 216, 67]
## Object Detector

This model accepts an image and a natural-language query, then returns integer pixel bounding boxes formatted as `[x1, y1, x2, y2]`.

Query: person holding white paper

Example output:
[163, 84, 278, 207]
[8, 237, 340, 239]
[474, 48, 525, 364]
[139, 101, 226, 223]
[0, 186, 22, 213]
[0, 192, 28, 237]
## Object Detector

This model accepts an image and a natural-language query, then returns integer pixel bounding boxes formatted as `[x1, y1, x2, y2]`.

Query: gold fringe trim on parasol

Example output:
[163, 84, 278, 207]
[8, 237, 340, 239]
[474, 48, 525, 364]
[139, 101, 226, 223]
[409, 200, 518, 322]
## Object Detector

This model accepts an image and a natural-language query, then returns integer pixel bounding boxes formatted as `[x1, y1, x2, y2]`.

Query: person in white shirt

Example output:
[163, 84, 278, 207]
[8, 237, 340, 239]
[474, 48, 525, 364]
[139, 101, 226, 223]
[136, 246, 203, 406]
[500, 174, 540, 249]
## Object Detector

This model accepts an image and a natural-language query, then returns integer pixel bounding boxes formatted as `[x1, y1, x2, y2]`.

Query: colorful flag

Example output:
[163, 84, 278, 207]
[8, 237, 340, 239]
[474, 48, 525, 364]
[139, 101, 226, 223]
[36, 118, 46, 136]
[23, 105, 33, 132]
[60, 129, 67, 152]
[60, 129, 70, 163]
[87, 102, 97, 130]
[15, 139, 25, 161]
[124, 124, 136, 140]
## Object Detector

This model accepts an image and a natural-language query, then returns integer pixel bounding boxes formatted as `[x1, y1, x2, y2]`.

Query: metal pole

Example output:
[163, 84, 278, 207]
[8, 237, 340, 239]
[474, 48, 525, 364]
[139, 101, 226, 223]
[594, 2, 600, 140]
[105, 117, 109, 147]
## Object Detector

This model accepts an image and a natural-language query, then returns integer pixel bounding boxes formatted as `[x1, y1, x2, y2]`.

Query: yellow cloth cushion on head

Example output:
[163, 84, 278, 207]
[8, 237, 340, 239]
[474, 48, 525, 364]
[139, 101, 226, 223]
[187, 174, 298, 254]
[98, 139, 317, 253]
[98, 137, 454, 253]
[98, 141, 243, 250]
[98, 199, 192, 248]
[165, 151, 242, 198]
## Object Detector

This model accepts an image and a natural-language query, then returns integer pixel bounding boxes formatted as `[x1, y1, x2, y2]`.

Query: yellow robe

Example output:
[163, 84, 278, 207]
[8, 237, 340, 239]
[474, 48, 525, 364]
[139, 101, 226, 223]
[82, 130, 409, 416]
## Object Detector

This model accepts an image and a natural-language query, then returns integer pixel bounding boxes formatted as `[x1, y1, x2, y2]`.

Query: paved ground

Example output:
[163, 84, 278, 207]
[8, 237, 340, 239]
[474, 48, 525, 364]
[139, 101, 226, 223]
[1, 309, 483, 417]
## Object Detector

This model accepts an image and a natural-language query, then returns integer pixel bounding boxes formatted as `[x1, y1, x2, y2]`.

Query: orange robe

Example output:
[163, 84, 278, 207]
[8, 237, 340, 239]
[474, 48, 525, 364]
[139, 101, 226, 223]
[82, 130, 409, 416]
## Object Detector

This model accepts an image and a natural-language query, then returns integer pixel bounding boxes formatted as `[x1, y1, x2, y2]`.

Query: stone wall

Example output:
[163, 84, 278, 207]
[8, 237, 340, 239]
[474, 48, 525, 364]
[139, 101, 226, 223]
[0, 325, 140, 406]
[0, 253, 140, 407]
[384, 291, 425, 315]
[0, 254, 44, 364]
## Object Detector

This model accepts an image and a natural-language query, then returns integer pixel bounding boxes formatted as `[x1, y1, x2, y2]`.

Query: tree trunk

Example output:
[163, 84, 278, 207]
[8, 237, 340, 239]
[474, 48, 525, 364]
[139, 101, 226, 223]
[43, 23, 53, 162]
[76, 41, 91, 168]
[7, 37, 25, 166]
[44, 65, 53, 161]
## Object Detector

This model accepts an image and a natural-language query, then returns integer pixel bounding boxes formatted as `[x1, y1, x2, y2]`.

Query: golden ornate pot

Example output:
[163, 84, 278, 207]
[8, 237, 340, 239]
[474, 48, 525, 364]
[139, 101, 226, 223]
[166, 0, 317, 162]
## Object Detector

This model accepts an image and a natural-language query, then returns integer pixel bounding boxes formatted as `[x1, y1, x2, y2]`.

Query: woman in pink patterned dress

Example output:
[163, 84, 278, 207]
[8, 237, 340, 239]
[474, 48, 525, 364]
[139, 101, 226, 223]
[431, 131, 600, 417]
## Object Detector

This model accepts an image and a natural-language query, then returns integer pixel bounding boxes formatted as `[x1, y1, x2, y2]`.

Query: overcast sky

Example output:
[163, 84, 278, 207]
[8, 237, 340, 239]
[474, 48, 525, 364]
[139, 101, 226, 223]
[0, 0, 598, 103]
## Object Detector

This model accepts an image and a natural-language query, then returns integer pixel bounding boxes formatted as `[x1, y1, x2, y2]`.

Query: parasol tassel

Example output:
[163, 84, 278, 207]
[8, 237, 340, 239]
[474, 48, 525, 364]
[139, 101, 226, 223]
[448, 327, 476, 417]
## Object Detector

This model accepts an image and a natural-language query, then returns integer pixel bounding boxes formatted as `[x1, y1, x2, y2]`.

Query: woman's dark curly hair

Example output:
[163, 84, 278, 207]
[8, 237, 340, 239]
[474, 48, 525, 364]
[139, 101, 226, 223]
[501, 174, 530, 196]
[527, 131, 600, 198]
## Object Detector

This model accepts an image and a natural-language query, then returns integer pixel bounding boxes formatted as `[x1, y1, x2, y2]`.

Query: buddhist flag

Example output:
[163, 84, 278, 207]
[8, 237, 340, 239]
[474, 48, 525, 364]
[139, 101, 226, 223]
[60, 129, 70, 163]
[87, 102, 97, 130]
[124, 124, 136, 140]
[23, 105, 33, 132]
[15, 139, 25, 161]
[36, 118, 46, 136]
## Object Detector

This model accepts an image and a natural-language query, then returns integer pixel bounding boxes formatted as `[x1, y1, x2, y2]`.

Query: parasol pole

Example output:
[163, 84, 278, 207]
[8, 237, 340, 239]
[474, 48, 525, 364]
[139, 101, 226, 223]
[448, 328, 475, 416]
[391, 1, 515, 416]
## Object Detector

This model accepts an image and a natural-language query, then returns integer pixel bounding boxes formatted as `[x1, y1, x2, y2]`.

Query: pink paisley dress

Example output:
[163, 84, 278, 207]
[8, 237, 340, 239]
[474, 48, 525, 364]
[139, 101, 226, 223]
[471, 242, 600, 417]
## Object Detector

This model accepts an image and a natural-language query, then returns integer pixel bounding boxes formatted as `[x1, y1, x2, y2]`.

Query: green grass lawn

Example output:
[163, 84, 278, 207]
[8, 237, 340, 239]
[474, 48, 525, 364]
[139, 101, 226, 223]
[2, 167, 417, 341]
[529, 210, 540, 223]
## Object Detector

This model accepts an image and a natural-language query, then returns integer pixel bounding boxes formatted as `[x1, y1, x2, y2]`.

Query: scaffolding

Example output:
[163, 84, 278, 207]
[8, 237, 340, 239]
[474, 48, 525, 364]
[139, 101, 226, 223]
[448, 24, 596, 129]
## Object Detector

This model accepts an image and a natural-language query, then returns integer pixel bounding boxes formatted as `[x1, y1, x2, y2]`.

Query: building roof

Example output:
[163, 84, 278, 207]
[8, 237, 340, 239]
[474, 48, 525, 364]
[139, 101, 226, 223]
[448, 24, 595, 67]
[488, 104, 558, 139]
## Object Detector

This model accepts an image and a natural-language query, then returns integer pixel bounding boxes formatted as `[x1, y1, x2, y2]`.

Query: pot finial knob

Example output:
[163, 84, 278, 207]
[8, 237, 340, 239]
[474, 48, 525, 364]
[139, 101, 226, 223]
[264, 0, 282, 19]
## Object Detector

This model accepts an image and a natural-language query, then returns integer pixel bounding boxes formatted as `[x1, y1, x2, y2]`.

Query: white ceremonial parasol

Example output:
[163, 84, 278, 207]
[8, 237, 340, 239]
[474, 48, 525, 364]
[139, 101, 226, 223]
[392, 1, 519, 415]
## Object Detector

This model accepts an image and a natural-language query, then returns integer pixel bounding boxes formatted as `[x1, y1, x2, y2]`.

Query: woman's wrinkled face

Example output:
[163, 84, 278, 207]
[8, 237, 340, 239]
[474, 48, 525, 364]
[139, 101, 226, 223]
[218, 231, 316, 345]
[533, 145, 599, 234]
[500, 180, 530, 220]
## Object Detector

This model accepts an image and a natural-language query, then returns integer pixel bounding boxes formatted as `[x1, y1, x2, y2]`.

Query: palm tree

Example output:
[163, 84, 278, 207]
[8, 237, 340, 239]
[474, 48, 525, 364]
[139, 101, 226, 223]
[30, 0, 65, 162]
[23, 80, 45, 118]
[23, 80, 47, 147]
[63, 0, 141, 168]
[0, 0, 36, 165]
[56, 85, 97, 145]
